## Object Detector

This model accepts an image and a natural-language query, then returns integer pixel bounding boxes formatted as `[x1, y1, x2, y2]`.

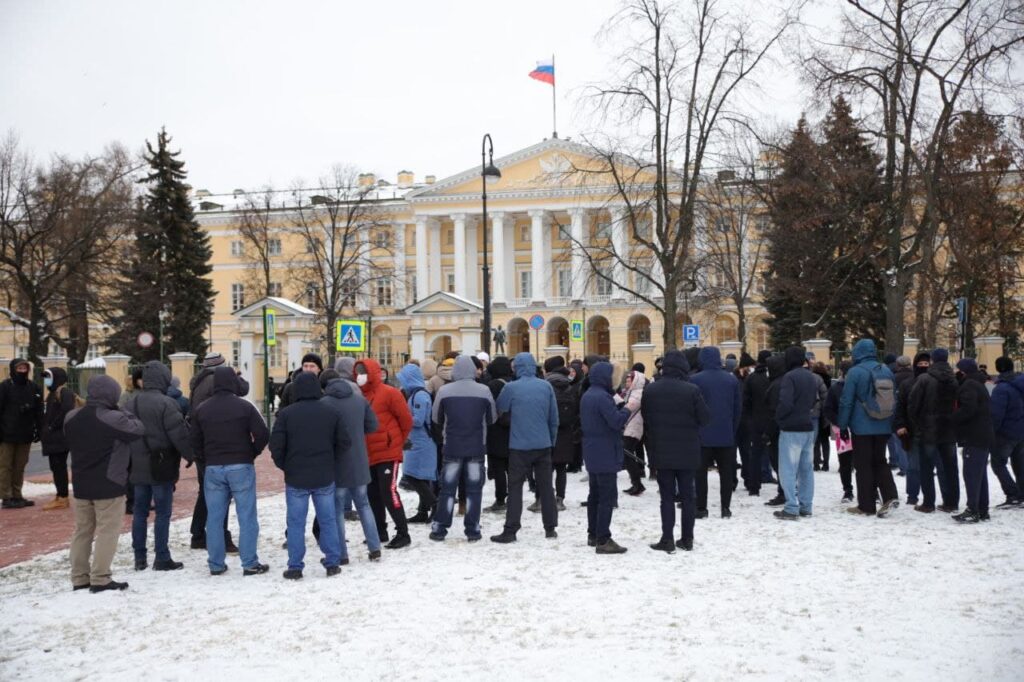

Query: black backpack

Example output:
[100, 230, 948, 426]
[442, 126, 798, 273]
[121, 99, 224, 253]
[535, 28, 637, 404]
[553, 382, 578, 430]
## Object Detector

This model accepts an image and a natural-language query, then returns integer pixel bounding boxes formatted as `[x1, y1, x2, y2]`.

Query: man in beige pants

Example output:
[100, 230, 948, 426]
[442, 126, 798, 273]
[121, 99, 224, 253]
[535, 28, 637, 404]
[63, 375, 145, 592]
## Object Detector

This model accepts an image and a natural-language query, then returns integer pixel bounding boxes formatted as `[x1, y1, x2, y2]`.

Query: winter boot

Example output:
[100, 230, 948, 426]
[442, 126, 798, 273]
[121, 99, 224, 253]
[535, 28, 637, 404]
[489, 531, 517, 544]
[774, 510, 799, 520]
[556, 497, 566, 512]
[385, 534, 411, 550]
[527, 498, 542, 513]
[486, 500, 507, 513]
[243, 563, 269, 576]
[42, 496, 69, 511]
[407, 510, 431, 524]
[283, 569, 303, 580]
[153, 559, 184, 571]
[765, 494, 786, 507]
[89, 580, 128, 593]
[953, 509, 980, 524]
[596, 539, 627, 555]
[649, 538, 676, 554]
[876, 499, 900, 518]
[675, 538, 694, 551]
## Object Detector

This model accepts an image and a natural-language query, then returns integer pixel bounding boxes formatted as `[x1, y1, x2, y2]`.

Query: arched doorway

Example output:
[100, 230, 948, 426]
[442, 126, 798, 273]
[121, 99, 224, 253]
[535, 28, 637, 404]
[588, 316, 610, 357]
[627, 314, 651, 346]
[507, 318, 530, 355]
[429, 334, 453, 359]
[547, 316, 569, 347]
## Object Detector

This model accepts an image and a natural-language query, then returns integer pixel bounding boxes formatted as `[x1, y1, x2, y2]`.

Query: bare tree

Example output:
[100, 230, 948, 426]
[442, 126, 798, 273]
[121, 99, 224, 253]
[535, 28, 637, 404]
[566, 0, 794, 348]
[290, 166, 393, 365]
[0, 132, 137, 363]
[805, 0, 1024, 351]
[695, 164, 769, 351]
[236, 187, 289, 298]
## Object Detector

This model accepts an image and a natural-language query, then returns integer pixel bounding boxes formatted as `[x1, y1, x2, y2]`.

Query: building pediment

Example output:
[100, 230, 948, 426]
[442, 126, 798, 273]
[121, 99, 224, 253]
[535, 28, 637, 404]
[233, 296, 316, 319]
[405, 291, 482, 315]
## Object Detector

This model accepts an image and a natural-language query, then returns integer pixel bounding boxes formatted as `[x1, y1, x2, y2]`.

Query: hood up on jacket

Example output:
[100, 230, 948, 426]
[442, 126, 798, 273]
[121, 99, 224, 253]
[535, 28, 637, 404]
[436, 359, 454, 382]
[86, 374, 121, 408]
[661, 350, 690, 379]
[513, 352, 538, 380]
[323, 375, 355, 399]
[292, 371, 322, 401]
[1013, 374, 1024, 394]
[334, 357, 356, 381]
[684, 347, 701, 372]
[452, 355, 478, 381]
[928, 360, 957, 385]
[141, 360, 171, 392]
[420, 359, 437, 380]
[629, 371, 648, 391]
[489, 356, 513, 381]
[784, 346, 806, 371]
[356, 358, 384, 393]
[756, 349, 772, 367]
[45, 367, 68, 392]
[9, 357, 30, 384]
[397, 363, 427, 392]
[698, 347, 723, 371]
[212, 366, 239, 393]
[767, 354, 786, 382]
[852, 338, 878, 364]
[589, 361, 615, 393]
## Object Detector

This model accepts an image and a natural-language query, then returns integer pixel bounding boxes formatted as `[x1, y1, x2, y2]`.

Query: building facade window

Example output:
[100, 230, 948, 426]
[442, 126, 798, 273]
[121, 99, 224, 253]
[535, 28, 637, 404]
[376, 276, 393, 306]
[86, 344, 101, 361]
[408, 272, 418, 303]
[519, 224, 531, 243]
[595, 220, 612, 241]
[375, 230, 390, 249]
[519, 270, 532, 298]
[231, 240, 244, 257]
[341, 278, 358, 307]
[595, 268, 613, 296]
[557, 269, 572, 298]
[268, 281, 283, 298]
[231, 283, 245, 312]
[376, 333, 392, 366]
[305, 283, 319, 309]
[445, 270, 455, 293]
[268, 239, 282, 256]
[231, 341, 240, 368]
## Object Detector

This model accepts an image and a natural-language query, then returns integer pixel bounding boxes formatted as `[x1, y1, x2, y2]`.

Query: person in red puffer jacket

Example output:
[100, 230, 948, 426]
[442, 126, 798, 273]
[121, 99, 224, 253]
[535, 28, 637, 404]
[354, 358, 413, 549]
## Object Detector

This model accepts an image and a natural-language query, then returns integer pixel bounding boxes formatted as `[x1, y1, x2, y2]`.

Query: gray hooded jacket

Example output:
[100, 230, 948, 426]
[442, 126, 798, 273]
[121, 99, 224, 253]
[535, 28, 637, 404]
[321, 377, 379, 488]
[125, 361, 194, 484]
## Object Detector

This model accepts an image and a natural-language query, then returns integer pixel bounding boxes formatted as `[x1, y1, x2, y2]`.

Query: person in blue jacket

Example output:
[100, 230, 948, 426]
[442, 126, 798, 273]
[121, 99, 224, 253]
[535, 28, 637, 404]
[837, 338, 900, 517]
[580, 361, 631, 554]
[689, 346, 742, 518]
[491, 352, 559, 544]
[989, 356, 1024, 507]
[396, 363, 438, 524]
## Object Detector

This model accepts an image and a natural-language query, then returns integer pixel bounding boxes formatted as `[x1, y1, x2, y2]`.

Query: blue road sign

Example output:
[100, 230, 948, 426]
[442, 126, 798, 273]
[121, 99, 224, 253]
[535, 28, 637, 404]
[336, 320, 367, 352]
[683, 324, 700, 343]
[529, 314, 545, 331]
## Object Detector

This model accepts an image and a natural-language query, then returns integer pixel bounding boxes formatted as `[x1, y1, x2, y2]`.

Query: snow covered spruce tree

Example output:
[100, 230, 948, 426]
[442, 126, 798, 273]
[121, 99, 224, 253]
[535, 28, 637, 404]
[108, 128, 213, 360]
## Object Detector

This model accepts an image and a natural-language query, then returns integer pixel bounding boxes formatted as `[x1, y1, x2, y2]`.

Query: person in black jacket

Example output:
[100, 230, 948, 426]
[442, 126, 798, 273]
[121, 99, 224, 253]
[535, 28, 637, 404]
[908, 348, 959, 513]
[743, 350, 773, 495]
[544, 357, 577, 510]
[823, 361, 854, 501]
[887, 356, 914, 475]
[64, 375, 146, 592]
[641, 351, 711, 552]
[764, 354, 787, 506]
[41, 367, 76, 510]
[894, 352, 930, 505]
[0, 358, 44, 509]
[773, 346, 820, 520]
[190, 366, 270, 576]
[485, 356, 514, 512]
[953, 359, 995, 523]
[271, 371, 349, 579]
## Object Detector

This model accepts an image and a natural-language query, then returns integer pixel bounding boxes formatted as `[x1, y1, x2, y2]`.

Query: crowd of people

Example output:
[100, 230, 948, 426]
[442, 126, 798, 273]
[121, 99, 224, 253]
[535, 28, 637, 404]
[0, 338, 1021, 592]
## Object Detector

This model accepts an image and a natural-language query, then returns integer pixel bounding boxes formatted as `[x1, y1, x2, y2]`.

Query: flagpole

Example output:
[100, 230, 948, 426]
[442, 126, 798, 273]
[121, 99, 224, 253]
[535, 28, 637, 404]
[551, 53, 558, 139]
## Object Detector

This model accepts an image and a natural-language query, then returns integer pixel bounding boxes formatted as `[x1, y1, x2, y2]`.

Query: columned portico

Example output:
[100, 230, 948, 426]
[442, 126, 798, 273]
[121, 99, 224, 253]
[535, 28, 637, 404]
[610, 205, 628, 298]
[452, 213, 468, 298]
[528, 209, 548, 303]
[491, 211, 507, 305]
[569, 208, 587, 301]
[415, 216, 431, 301]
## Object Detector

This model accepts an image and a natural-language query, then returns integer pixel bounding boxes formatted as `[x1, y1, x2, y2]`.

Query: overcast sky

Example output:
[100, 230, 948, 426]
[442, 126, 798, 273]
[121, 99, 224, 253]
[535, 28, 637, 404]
[3, 0, 815, 192]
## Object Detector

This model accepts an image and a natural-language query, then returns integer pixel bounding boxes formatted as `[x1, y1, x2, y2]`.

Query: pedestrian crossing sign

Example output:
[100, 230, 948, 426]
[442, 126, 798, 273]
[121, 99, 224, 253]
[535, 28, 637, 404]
[570, 320, 584, 342]
[336, 320, 367, 352]
[265, 308, 277, 347]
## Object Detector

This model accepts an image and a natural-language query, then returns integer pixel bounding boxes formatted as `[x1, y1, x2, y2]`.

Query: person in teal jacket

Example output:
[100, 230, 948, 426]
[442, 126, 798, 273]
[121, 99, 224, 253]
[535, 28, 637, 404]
[837, 338, 900, 517]
[396, 363, 437, 524]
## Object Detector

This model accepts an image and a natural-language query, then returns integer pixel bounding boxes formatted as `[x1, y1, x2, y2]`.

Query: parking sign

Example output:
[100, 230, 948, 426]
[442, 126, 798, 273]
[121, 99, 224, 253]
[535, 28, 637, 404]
[683, 324, 700, 344]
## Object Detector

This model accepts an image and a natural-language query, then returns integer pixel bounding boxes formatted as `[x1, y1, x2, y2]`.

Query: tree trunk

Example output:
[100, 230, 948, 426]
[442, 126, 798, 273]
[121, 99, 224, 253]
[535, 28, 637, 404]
[662, 288, 678, 350]
[884, 273, 908, 354]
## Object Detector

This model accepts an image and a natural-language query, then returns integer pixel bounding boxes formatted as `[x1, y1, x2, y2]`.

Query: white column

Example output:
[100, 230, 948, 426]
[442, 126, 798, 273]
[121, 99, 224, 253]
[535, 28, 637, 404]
[410, 329, 426, 361]
[415, 217, 429, 301]
[465, 216, 479, 301]
[239, 334, 255, 394]
[452, 213, 467, 298]
[460, 327, 480, 355]
[358, 249, 371, 309]
[428, 219, 442, 293]
[392, 222, 406, 308]
[286, 332, 304, 371]
[610, 206, 628, 297]
[504, 218, 516, 299]
[569, 208, 587, 301]
[529, 210, 547, 303]
[491, 212, 507, 304]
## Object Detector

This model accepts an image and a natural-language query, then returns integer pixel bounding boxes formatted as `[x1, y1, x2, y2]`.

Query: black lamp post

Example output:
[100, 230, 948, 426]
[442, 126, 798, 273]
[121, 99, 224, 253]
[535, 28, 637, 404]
[480, 134, 502, 356]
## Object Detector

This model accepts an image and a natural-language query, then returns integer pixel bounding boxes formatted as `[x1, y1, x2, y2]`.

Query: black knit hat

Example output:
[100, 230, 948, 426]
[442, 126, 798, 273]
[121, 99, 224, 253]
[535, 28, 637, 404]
[544, 356, 566, 373]
[301, 353, 323, 372]
[631, 362, 646, 374]
[995, 357, 1014, 374]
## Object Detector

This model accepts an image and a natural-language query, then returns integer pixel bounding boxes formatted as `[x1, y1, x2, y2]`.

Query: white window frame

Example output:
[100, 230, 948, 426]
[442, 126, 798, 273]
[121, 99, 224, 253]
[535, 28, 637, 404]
[268, 239, 283, 256]
[595, 268, 613, 297]
[518, 270, 532, 298]
[268, 281, 283, 298]
[231, 283, 245, 312]
[376, 276, 393, 307]
[230, 240, 244, 257]
[557, 269, 572, 298]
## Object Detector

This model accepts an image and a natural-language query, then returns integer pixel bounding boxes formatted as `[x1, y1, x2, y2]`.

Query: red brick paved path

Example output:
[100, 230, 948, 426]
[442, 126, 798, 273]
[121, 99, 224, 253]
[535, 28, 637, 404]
[0, 452, 284, 568]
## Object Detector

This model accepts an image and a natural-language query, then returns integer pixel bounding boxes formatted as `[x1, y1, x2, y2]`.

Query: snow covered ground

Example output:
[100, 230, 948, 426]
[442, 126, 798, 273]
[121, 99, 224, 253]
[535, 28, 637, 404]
[2, 464, 1022, 681]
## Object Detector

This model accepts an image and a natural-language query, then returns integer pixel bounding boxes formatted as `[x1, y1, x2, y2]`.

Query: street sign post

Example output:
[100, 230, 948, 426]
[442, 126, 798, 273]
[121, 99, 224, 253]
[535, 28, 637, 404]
[265, 308, 277, 347]
[570, 320, 584, 343]
[336, 320, 367, 352]
[529, 315, 544, 360]
[683, 324, 700, 347]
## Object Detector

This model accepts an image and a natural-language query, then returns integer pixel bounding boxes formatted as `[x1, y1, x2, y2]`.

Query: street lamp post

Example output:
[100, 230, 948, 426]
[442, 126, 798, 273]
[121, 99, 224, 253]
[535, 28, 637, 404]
[158, 309, 168, 364]
[480, 134, 502, 357]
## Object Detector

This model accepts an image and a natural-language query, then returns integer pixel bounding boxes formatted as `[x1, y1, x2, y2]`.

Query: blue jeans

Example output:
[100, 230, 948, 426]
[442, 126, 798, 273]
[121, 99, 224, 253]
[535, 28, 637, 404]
[335, 485, 381, 558]
[132, 482, 174, 562]
[778, 430, 815, 516]
[906, 437, 921, 503]
[286, 484, 340, 570]
[990, 438, 1023, 500]
[431, 458, 485, 539]
[887, 434, 908, 474]
[205, 463, 260, 571]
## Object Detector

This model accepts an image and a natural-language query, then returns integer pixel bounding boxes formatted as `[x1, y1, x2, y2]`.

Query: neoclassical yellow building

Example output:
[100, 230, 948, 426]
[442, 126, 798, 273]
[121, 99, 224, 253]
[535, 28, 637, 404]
[198, 137, 773, 392]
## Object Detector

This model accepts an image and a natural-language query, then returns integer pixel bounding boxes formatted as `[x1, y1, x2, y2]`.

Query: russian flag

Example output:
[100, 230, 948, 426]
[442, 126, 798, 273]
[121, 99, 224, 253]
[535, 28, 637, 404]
[529, 59, 555, 86]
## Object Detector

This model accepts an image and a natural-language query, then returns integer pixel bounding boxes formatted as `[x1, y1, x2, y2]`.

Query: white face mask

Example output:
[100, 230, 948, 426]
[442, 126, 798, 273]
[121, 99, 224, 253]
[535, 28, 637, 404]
[356, 374, 368, 386]
[44, 377, 53, 388]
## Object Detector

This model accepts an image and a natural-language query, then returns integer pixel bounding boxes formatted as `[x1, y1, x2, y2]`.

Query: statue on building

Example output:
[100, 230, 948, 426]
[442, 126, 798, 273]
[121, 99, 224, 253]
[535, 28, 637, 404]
[492, 325, 507, 355]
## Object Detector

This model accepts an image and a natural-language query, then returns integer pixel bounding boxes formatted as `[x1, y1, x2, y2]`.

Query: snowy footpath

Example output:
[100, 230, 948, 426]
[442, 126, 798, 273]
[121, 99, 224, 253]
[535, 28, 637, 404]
[2, 465, 1022, 681]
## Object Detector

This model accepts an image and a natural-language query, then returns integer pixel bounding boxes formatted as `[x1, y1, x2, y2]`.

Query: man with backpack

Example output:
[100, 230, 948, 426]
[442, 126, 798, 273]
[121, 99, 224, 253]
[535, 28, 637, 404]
[837, 338, 900, 517]
[429, 356, 496, 542]
[395, 363, 438, 525]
